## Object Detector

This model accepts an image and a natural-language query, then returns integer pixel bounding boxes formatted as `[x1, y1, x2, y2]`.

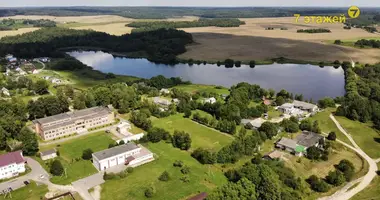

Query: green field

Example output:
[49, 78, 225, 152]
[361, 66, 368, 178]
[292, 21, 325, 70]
[310, 108, 352, 145]
[38, 131, 114, 184]
[351, 163, 380, 200]
[100, 142, 227, 200]
[173, 84, 229, 95]
[327, 37, 380, 48]
[151, 114, 233, 151]
[0, 182, 48, 200]
[335, 116, 380, 159]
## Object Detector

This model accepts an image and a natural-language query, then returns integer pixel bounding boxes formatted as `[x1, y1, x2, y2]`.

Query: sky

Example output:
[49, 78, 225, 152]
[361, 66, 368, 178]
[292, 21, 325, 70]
[0, 0, 377, 7]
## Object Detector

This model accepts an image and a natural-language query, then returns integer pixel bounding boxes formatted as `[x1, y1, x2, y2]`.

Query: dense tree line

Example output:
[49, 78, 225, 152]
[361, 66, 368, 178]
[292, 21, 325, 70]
[0, 7, 353, 19]
[336, 63, 380, 129]
[296, 28, 331, 33]
[128, 18, 245, 32]
[0, 27, 193, 64]
[0, 99, 38, 155]
[355, 39, 380, 48]
[213, 160, 306, 200]
[22, 19, 57, 27]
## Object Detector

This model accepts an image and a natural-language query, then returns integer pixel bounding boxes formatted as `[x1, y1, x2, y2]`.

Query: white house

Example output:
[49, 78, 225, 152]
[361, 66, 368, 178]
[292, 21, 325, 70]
[51, 78, 62, 84]
[1, 87, 10, 96]
[117, 133, 145, 144]
[92, 143, 154, 171]
[203, 97, 216, 104]
[40, 149, 57, 161]
[116, 121, 132, 135]
[0, 151, 26, 180]
[293, 100, 318, 113]
[160, 88, 170, 94]
[153, 97, 172, 107]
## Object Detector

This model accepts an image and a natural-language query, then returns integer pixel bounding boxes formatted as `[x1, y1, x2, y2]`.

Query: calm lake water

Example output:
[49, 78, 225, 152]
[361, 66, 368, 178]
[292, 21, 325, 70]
[68, 51, 345, 100]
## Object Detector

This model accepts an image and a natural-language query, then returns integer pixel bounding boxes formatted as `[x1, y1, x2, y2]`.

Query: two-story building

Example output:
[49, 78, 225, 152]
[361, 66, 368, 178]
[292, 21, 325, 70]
[33, 106, 114, 141]
[0, 151, 26, 180]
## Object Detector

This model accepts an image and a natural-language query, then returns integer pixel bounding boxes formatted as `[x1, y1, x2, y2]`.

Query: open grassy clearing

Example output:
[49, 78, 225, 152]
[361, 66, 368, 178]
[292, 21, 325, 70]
[100, 142, 227, 200]
[283, 142, 368, 179]
[151, 113, 233, 151]
[37, 131, 114, 185]
[173, 84, 229, 95]
[310, 108, 352, 145]
[335, 116, 380, 159]
[0, 181, 48, 200]
[351, 163, 380, 200]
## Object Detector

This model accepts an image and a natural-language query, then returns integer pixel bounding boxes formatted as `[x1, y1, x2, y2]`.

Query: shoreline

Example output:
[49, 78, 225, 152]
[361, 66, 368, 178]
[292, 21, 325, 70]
[61, 46, 342, 67]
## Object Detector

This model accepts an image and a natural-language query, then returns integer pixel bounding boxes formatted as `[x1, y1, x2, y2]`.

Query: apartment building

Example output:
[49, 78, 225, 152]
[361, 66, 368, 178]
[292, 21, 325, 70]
[0, 151, 26, 180]
[33, 106, 114, 141]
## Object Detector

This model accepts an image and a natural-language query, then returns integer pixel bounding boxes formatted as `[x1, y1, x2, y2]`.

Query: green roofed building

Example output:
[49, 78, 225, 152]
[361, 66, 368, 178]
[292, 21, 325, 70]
[275, 131, 324, 157]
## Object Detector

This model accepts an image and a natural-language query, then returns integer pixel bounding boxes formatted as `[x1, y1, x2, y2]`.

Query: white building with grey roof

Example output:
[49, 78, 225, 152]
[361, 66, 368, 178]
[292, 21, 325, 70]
[33, 106, 114, 141]
[92, 143, 154, 171]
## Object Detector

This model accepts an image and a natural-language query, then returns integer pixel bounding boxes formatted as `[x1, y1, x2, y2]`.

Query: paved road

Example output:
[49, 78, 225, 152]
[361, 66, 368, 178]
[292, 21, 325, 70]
[318, 115, 378, 200]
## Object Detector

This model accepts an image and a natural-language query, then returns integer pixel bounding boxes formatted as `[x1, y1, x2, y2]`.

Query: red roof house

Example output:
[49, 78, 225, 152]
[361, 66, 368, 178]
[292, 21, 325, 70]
[0, 151, 25, 168]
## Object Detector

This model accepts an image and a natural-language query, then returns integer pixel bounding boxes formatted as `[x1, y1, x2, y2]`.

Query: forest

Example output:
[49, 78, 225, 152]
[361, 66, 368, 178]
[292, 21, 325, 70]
[0, 27, 193, 64]
[296, 28, 331, 33]
[127, 18, 245, 32]
[355, 39, 380, 48]
[336, 63, 380, 129]
[1, 7, 378, 19]
[0, 18, 56, 31]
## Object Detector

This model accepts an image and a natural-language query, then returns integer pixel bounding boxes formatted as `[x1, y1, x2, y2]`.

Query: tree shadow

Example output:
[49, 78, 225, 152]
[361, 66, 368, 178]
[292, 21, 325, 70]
[373, 137, 380, 144]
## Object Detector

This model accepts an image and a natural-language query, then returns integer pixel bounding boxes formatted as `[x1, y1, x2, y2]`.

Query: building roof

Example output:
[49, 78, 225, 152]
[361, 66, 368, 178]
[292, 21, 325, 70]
[295, 145, 306, 153]
[293, 100, 317, 110]
[93, 143, 140, 161]
[33, 107, 112, 131]
[0, 151, 24, 168]
[117, 122, 130, 129]
[279, 103, 294, 109]
[241, 119, 252, 125]
[295, 131, 324, 148]
[40, 149, 57, 157]
[276, 137, 297, 150]
[249, 118, 265, 128]
[153, 97, 172, 106]
[264, 150, 284, 159]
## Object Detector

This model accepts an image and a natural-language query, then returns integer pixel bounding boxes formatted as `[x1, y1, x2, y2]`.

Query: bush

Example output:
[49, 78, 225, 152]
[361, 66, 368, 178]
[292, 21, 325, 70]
[224, 59, 234, 68]
[184, 109, 192, 118]
[158, 171, 170, 181]
[50, 160, 64, 176]
[173, 160, 184, 167]
[172, 131, 191, 150]
[144, 187, 155, 198]
[181, 166, 190, 174]
[191, 148, 216, 164]
[126, 167, 134, 173]
[326, 170, 345, 186]
[336, 159, 355, 181]
[180, 176, 190, 183]
[327, 132, 336, 141]
[82, 148, 93, 160]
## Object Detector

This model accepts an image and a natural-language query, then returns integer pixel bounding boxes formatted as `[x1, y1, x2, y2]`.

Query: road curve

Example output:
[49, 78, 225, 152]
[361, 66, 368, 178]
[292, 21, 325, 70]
[318, 115, 378, 200]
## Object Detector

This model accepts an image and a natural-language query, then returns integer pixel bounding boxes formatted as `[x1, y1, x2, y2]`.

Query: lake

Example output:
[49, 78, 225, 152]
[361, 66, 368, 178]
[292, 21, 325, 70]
[68, 51, 345, 100]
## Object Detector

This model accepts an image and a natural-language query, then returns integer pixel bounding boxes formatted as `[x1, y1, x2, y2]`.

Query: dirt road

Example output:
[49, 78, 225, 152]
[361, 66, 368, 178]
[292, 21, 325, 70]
[318, 115, 378, 200]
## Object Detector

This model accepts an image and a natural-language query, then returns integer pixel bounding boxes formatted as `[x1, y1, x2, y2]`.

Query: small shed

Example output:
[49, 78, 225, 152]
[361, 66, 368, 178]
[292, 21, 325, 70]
[40, 149, 57, 161]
